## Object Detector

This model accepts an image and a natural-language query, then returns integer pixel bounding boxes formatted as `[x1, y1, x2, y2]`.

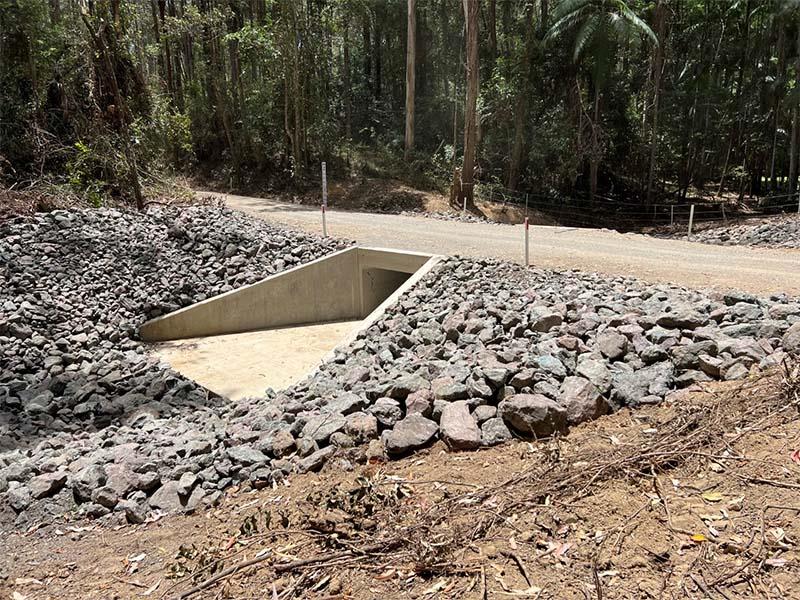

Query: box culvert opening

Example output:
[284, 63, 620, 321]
[140, 247, 441, 399]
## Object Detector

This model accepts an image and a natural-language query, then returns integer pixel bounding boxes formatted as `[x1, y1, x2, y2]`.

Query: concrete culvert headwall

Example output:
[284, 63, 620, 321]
[139, 246, 440, 342]
[139, 246, 442, 399]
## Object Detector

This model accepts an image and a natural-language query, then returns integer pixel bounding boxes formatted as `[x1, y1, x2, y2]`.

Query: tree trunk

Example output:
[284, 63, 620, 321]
[404, 0, 416, 158]
[507, 5, 535, 190]
[589, 88, 600, 204]
[645, 0, 666, 205]
[362, 14, 371, 94]
[487, 0, 497, 71]
[790, 27, 800, 194]
[459, 0, 479, 209]
[343, 22, 352, 139]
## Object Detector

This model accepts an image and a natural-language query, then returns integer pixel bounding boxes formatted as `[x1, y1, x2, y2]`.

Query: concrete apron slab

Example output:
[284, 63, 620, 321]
[141, 246, 443, 398]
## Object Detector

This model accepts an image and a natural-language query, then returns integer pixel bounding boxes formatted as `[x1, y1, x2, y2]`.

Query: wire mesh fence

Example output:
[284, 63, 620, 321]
[473, 183, 800, 232]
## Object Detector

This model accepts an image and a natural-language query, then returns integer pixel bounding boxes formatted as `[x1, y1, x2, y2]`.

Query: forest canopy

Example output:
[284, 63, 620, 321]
[2, 0, 800, 208]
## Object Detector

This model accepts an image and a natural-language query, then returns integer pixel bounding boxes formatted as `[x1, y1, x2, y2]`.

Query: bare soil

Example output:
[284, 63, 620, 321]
[4, 366, 800, 600]
[270, 178, 541, 226]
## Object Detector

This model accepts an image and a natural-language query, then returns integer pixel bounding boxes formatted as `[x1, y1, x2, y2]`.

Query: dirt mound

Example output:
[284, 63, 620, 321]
[3, 364, 799, 599]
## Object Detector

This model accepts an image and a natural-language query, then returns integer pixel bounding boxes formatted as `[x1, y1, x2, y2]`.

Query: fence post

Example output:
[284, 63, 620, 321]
[688, 204, 695, 240]
[722, 203, 727, 225]
[670, 205, 674, 227]
[525, 193, 529, 218]
[524, 217, 529, 267]
[321, 162, 328, 236]
[797, 192, 800, 214]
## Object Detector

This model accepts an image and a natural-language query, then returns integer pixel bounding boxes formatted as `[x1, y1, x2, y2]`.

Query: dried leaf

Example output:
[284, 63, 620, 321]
[374, 569, 395, 581]
[702, 491, 723, 503]
[791, 449, 800, 464]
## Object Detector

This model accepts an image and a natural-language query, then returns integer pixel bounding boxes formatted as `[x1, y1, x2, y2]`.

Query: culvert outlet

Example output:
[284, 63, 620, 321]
[140, 246, 441, 399]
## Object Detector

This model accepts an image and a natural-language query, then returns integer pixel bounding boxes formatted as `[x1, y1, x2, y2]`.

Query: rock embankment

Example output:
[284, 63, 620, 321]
[0, 207, 347, 526]
[665, 214, 800, 248]
[2, 208, 799, 529]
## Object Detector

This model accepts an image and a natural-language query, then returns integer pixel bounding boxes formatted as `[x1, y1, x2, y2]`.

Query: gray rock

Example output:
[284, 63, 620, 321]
[91, 486, 119, 509]
[7, 484, 31, 512]
[383, 415, 439, 455]
[472, 404, 497, 424]
[530, 308, 563, 332]
[481, 418, 513, 446]
[559, 376, 608, 425]
[227, 445, 269, 467]
[297, 446, 336, 473]
[656, 308, 707, 330]
[405, 389, 434, 417]
[576, 356, 612, 393]
[176, 472, 198, 496]
[782, 322, 800, 353]
[439, 401, 481, 450]
[596, 330, 628, 360]
[148, 481, 184, 512]
[344, 412, 379, 443]
[386, 374, 430, 399]
[368, 397, 403, 428]
[301, 413, 347, 444]
[270, 429, 296, 457]
[325, 392, 366, 415]
[498, 394, 568, 437]
[28, 471, 68, 499]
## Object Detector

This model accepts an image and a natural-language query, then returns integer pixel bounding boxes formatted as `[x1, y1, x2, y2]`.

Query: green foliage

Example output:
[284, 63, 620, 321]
[4, 0, 800, 205]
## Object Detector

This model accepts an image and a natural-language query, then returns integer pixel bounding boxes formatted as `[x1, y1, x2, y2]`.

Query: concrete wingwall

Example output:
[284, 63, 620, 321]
[139, 246, 437, 342]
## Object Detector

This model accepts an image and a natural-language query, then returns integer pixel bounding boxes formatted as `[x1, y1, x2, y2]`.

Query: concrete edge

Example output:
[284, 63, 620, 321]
[139, 245, 359, 340]
[310, 253, 445, 377]
[139, 244, 441, 342]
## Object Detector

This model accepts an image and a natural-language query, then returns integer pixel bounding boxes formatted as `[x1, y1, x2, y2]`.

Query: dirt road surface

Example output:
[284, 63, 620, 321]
[210, 191, 800, 295]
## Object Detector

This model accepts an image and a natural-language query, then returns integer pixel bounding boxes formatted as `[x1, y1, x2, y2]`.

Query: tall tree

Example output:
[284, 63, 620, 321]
[404, 0, 416, 159]
[645, 0, 667, 204]
[459, 0, 480, 208]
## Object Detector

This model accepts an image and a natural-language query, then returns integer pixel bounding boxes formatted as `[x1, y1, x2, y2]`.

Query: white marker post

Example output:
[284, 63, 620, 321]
[721, 203, 727, 224]
[670, 205, 674, 227]
[524, 217, 529, 267]
[688, 204, 695, 240]
[321, 162, 328, 237]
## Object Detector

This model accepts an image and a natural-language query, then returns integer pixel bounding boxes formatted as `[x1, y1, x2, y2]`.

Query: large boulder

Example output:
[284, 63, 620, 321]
[439, 401, 481, 450]
[782, 323, 800, 353]
[559, 376, 608, 425]
[498, 394, 568, 438]
[382, 415, 439, 455]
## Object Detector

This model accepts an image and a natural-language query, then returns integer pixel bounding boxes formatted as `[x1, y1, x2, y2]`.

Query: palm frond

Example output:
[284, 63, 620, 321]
[573, 14, 603, 61]
[551, 0, 594, 23]
[616, 1, 658, 46]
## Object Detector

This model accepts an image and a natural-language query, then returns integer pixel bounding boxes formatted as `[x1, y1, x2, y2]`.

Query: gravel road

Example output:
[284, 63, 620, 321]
[213, 192, 800, 296]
